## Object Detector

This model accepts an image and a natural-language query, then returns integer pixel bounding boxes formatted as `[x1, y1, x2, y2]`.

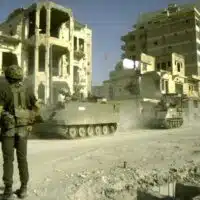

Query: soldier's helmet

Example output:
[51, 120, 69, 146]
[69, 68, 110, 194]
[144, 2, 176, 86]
[4, 65, 23, 81]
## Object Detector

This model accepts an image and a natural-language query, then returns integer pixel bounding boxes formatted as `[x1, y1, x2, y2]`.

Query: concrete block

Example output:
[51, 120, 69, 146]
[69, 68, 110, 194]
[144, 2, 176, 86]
[175, 182, 200, 200]
[137, 190, 172, 200]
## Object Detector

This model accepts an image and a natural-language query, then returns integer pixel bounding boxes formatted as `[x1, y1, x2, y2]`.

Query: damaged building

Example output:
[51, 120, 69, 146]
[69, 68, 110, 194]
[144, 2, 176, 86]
[94, 53, 200, 104]
[0, 1, 92, 104]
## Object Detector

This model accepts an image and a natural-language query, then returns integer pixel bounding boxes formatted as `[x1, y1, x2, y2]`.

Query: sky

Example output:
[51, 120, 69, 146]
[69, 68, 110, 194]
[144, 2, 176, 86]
[0, 0, 197, 85]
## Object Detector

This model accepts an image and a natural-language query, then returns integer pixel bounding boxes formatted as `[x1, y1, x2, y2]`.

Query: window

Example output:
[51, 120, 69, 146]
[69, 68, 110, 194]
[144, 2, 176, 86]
[130, 45, 136, 50]
[167, 61, 171, 67]
[161, 62, 166, 70]
[131, 35, 135, 40]
[143, 63, 147, 71]
[154, 41, 158, 45]
[131, 55, 136, 60]
[177, 62, 181, 72]
[161, 79, 165, 90]
[165, 80, 169, 93]
[161, 79, 169, 93]
[157, 63, 160, 70]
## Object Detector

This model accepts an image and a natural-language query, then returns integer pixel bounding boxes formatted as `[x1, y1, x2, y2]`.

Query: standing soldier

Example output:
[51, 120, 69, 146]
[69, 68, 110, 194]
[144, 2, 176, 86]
[0, 65, 41, 200]
[57, 88, 71, 107]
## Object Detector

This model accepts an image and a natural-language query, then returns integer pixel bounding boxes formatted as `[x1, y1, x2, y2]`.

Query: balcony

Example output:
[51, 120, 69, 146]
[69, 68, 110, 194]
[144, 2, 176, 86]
[74, 50, 85, 61]
[121, 45, 126, 51]
[121, 31, 135, 42]
[49, 37, 71, 49]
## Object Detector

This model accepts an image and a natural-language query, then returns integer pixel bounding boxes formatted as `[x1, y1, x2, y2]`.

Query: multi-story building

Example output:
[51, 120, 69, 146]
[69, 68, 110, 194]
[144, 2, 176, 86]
[99, 52, 200, 105]
[140, 52, 200, 116]
[97, 53, 155, 100]
[0, 1, 92, 104]
[140, 52, 199, 99]
[121, 2, 200, 76]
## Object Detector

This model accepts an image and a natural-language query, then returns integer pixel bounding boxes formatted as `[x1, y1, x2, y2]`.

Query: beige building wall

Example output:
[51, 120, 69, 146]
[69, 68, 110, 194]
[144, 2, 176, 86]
[73, 26, 92, 97]
[140, 53, 155, 74]
[0, 1, 92, 104]
[99, 52, 200, 101]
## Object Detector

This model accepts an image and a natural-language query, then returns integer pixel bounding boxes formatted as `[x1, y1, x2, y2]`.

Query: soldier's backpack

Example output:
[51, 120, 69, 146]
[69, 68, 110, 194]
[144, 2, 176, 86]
[11, 84, 34, 127]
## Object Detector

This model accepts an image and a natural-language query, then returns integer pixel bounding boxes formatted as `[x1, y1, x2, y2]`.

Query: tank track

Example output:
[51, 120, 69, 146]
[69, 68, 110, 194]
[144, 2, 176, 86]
[149, 118, 183, 129]
[64, 123, 118, 139]
[163, 118, 183, 129]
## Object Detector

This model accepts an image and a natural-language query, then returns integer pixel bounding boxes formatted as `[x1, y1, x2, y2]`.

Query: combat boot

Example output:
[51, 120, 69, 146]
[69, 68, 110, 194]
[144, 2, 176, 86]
[15, 185, 28, 199]
[2, 186, 14, 200]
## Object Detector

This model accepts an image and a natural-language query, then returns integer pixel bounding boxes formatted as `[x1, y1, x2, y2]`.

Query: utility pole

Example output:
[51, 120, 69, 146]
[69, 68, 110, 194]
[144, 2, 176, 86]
[135, 66, 141, 116]
[49, 45, 53, 104]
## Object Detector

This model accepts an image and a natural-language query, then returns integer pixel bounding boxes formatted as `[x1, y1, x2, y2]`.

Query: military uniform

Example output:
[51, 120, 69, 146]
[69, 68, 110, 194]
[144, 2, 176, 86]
[0, 65, 40, 200]
[57, 88, 71, 108]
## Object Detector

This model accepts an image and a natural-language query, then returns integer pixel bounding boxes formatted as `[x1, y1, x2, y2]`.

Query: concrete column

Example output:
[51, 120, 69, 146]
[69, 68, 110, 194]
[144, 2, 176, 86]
[45, 46, 50, 104]
[34, 9, 40, 98]
[45, 8, 51, 104]
[58, 56, 62, 76]
[69, 49, 74, 94]
[17, 52, 22, 68]
[46, 8, 51, 36]
[69, 17, 73, 41]
[20, 15, 26, 72]
[34, 46, 39, 98]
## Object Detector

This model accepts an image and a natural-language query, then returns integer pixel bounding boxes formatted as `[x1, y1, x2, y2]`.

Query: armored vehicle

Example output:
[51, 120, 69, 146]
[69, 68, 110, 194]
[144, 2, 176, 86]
[33, 100, 120, 139]
[139, 94, 187, 129]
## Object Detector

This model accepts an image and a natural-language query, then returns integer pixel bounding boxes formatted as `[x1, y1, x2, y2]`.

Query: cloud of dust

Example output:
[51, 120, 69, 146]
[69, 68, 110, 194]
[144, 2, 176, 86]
[182, 110, 200, 128]
[117, 100, 200, 131]
[118, 99, 142, 132]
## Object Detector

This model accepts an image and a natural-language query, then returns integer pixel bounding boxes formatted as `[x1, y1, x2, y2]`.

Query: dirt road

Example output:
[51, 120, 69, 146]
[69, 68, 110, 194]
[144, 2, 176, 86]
[0, 124, 199, 199]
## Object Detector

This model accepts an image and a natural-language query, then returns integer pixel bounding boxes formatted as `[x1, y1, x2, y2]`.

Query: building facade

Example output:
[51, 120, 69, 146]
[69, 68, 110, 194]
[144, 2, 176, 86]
[121, 2, 200, 76]
[0, 1, 92, 104]
[140, 53, 200, 99]
[98, 52, 200, 104]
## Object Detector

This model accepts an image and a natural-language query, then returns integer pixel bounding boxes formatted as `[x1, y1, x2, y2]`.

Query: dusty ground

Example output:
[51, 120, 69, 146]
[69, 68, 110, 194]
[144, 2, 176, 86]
[0, 122, 199, 199]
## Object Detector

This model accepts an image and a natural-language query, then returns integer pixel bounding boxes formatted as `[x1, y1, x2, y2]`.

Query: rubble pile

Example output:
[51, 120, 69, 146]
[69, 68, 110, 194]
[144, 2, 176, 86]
[38, 162, 200, 200]
[69, 162, 200, 200]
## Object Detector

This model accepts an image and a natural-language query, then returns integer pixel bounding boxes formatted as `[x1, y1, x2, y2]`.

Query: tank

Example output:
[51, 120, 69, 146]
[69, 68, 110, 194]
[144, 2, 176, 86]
[33, 100, 120, 139]
[139, 94, 186, 129]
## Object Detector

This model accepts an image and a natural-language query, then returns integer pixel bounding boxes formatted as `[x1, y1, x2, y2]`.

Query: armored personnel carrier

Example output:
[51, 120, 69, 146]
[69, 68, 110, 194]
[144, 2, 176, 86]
[139, 94, 187, 129]
[33, 99, 120, 139]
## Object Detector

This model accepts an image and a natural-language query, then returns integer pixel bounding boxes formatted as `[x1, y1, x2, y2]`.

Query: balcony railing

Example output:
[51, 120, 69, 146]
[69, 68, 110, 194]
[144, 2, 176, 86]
[74, 50, 85, 60]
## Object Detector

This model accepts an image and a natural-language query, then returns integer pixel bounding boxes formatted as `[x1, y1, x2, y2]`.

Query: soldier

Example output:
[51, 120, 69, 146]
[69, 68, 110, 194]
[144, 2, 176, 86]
[57, 88, 71, 107]
[0, 65, 41, 200]
[48, 88, 71, 120]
